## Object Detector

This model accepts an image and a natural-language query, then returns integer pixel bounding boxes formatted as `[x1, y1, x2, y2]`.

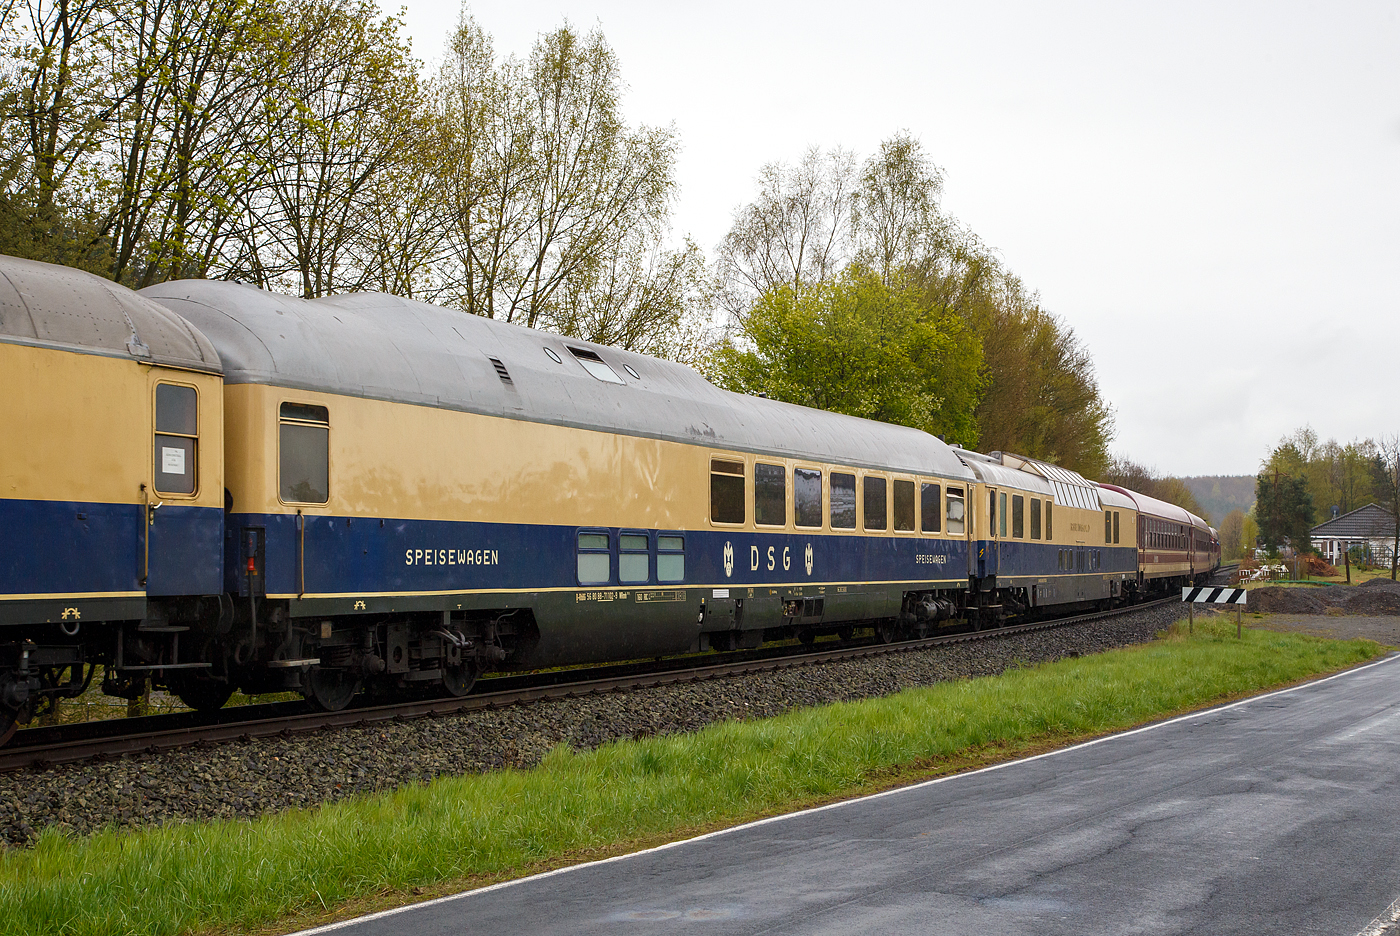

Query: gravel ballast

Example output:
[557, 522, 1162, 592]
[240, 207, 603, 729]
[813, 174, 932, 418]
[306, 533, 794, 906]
[1, 604, 1188, 847]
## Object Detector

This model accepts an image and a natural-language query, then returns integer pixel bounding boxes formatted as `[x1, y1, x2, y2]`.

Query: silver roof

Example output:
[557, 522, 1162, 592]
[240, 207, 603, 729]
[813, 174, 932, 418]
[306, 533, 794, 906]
[1099, 484, 1209, 530]
[140, 280, 976, 480]
[0, 255, 220, 372]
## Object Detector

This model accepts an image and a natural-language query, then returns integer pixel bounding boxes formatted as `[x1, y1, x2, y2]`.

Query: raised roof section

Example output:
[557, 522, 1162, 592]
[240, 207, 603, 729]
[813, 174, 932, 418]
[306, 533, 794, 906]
[140, 281, 976, 480]
[0, 255, 220, 372]
[975, 450, 1102, 510]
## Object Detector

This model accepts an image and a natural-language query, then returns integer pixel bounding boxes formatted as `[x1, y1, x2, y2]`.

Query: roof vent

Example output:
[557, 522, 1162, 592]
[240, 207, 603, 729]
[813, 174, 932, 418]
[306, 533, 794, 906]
[488, 357, 512, 384]
[568, 346, 625, 384]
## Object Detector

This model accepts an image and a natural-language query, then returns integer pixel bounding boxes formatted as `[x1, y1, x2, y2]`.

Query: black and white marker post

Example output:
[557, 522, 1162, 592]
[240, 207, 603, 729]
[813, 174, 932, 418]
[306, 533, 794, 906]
[1182, 586, 1248, 637]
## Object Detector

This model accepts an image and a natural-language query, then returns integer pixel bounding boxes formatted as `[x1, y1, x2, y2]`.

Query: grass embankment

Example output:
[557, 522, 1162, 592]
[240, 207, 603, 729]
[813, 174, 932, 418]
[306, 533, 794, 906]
[0, 621, 1384, 936]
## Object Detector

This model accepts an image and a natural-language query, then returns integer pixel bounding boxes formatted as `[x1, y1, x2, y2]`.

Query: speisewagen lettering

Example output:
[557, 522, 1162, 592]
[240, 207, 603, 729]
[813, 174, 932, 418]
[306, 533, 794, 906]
[404, 548, 499, 566]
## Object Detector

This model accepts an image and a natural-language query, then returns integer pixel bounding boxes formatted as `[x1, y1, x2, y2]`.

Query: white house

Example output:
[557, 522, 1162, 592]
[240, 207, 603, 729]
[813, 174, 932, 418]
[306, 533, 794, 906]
[1309, 504, 1397, 566]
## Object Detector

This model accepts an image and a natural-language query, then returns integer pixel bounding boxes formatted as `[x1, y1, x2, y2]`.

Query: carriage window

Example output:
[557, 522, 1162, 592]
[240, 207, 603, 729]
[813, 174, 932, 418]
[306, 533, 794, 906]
[154, 383, 198, 495]
[998, 492, 1008, 538]
[1105, 511, 1113, 543]
[577, 531, 610, 584]
[794, 468, 823, 528]
[1031, 499, 1041, 539]
[619, 533, 649, 584]
[831, 473, 857, 529]
[1113, 511, 1120, 544]
[657, 534, 685, 582]
[921, 483, 941, 533]
[1011, 495, 1024, 538]
[946, 487, 965, 534]
[711, 459, 745, 524]
[279, 402, 329, 504]
[1046, 500, 1054, 540]
[755, 463, 787, 526]
[864, 476, 887, 531]
[893, 480, 915, 531]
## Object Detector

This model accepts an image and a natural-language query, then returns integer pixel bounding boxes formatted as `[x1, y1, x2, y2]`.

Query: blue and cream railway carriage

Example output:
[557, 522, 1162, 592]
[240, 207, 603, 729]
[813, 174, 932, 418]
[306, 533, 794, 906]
[0, 253, 1221, 738]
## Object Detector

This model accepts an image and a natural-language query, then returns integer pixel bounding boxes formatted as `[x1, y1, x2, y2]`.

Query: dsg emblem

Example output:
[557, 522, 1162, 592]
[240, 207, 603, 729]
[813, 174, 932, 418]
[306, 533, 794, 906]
[723, 541, 734, 578]
[804, 543, 814, 576]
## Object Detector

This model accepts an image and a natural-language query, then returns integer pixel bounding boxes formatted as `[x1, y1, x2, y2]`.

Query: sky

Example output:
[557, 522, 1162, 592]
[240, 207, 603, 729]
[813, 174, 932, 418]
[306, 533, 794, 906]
[395, 0, 1400, 478]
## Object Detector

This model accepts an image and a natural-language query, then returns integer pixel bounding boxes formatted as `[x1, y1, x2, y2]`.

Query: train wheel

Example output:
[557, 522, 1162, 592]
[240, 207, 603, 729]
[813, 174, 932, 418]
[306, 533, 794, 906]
[0, 710, 17, 747]
[797, 627, 817, 646]
[441, 661, 478, 698]
[169, 672, 234, 713]
[875, 620, 899, 643]
[306, 667, 361, 711]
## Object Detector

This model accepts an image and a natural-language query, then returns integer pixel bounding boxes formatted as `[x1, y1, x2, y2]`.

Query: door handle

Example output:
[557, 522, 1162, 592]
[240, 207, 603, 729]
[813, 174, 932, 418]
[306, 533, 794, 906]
[148, 501, 163, 525]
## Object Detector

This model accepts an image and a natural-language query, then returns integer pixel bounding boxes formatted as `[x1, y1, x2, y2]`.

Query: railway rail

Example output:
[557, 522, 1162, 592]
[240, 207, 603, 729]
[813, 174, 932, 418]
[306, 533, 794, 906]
[0, 597, 1180, 773]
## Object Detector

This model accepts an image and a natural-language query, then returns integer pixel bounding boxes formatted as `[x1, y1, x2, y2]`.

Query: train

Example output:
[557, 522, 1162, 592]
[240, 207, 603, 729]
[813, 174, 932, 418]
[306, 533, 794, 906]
[0, 254, 1219, 742]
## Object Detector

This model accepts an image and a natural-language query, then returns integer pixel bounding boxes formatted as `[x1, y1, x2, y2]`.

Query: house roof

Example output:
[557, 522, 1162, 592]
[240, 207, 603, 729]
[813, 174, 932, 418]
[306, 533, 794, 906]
[1310, 503, 1397, 538]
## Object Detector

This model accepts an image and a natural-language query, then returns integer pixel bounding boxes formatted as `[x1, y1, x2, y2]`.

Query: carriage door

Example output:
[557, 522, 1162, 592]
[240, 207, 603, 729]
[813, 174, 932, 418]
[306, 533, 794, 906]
[145, 380, 218, 595]
[981, 487, 1002, 578]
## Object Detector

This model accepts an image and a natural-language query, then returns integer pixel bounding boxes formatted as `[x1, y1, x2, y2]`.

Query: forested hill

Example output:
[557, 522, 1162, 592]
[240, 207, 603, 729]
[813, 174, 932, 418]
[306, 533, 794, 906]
[1182, 476, 1256, 524]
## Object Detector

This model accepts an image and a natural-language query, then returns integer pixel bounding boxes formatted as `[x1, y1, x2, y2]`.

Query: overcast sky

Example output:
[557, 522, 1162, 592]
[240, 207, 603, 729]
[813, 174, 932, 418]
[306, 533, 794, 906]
[398, 0, 1399, 478]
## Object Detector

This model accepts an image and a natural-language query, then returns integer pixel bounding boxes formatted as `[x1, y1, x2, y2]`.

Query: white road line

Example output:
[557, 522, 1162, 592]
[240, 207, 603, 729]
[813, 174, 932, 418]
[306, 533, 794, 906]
[1356, 894, 1400, 936]
[286, 653, 1400, 936]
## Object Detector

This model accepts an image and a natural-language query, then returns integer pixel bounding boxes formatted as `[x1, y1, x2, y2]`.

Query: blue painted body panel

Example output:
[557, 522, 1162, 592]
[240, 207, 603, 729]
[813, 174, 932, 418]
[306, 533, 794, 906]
[225, 512, 973, 599]
[0, 498, 224, 600]
[0, 498, 142, 596]
[147, 505, 224, 596]
[973, 539, 1139, 580]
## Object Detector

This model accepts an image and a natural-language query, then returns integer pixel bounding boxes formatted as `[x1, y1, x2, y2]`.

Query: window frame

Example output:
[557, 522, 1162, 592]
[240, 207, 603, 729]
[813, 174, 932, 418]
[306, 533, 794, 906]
[576, 529, 612, 585]
[709, 457, 746, 526]
[754, 461, 788, 528]
[1011, 494, 1025, 539]
[945, 486, 965, 535]
[892, 478, 916, 533]
[277, 400, 331, 506]
[1030, 498, 1041, 540]
[656, 533, 685, 583]
[830, 471, 858, 530]
[152, 380, 200, 498]
[863, 474, 888, 532]
[921, 482, 941, 534]
[794, 466, 824, 530]
[618, 530, 651, 585]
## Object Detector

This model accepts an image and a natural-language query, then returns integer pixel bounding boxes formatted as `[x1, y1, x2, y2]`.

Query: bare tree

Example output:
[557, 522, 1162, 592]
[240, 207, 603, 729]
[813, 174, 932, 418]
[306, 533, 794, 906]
[715, 146, 857, 317]
[0, 0, 113, 268]
[1377, 434, 1400, 580]
[221, 0, 423, 296]
[852, 131, 946, 285]
[429, 16, 679, 329]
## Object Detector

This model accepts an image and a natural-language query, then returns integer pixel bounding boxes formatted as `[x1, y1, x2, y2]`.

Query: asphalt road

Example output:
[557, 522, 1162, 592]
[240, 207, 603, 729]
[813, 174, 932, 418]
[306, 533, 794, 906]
[300, 654, 1400, 936]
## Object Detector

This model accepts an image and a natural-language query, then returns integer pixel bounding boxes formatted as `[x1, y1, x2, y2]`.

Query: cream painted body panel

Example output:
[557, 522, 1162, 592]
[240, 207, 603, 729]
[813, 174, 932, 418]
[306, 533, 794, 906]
[0, 342, 223, 509]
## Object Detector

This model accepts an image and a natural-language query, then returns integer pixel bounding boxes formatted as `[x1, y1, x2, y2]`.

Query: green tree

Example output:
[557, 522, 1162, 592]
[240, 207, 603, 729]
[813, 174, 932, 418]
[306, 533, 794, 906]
[716, 132, 1114, 474]
[1255, 468, 1314, 553]
[710, 271, 985, 444]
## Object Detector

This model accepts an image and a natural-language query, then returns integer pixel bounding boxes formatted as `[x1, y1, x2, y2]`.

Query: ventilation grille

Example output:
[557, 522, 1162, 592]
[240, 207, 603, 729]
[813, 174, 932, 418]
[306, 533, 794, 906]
[488, 357, 512, 384]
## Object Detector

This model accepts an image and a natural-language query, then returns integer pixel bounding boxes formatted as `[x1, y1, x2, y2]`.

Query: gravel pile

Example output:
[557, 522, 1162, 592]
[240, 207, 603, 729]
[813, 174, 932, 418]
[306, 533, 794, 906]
[1249, 578, 1400, 616]
[0, 604, 1183, 848]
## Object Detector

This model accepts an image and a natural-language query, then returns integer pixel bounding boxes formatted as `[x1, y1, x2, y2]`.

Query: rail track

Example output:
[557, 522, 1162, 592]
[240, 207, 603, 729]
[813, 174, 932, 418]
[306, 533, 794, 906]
[0, 596, 1187, 773]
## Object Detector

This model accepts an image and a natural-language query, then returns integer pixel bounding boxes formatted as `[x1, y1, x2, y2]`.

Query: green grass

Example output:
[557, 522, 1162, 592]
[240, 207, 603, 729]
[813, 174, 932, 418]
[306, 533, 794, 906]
[0, 621, 1383, 936]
